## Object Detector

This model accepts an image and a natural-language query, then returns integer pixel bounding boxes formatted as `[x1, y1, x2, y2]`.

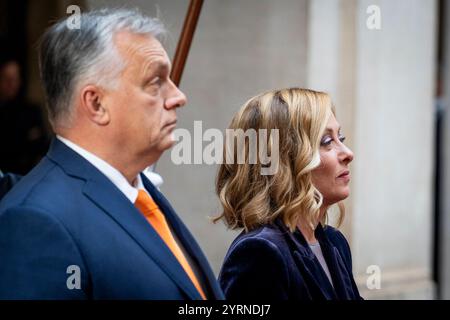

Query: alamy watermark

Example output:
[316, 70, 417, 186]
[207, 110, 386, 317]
[366, 265, 381, 290]
[66, 265, 81, 290]
[366, 5, 381, 30]
[171, 121, 279, 175]
[66, 5, 81, 30]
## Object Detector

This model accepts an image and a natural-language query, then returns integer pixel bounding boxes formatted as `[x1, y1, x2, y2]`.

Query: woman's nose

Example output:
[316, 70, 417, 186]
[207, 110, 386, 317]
[340, 143, 354, 164]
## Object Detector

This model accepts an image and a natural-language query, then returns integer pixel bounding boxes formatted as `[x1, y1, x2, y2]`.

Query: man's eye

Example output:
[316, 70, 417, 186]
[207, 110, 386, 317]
[339, 135, 346, 143]
[149, 77, 162, 86]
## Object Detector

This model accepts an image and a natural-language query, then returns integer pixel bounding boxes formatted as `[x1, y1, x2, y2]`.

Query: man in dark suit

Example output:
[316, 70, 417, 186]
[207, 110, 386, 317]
[0, 8, 223, 300]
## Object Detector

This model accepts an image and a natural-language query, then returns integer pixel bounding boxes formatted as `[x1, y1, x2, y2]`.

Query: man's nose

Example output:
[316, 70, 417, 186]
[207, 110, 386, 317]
[165, 79, 187, 109]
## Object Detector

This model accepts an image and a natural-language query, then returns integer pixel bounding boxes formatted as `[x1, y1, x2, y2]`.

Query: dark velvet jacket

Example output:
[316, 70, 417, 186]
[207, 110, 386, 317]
[219, 218, 362, 300]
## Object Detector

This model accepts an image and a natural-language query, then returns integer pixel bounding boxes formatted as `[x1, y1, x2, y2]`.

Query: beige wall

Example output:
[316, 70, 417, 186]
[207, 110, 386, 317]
[354, 0, 436, 299]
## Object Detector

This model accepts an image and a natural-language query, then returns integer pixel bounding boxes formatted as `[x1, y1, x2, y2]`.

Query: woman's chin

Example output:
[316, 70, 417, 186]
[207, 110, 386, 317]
[339, 188, 350, 200]
[327, 189, 350, 204]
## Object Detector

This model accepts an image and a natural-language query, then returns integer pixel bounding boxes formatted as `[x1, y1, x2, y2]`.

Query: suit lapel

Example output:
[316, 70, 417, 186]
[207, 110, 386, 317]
[83, 180, 203, 300]
[141, 175, 225, 300]
[47, 138, 202, 300]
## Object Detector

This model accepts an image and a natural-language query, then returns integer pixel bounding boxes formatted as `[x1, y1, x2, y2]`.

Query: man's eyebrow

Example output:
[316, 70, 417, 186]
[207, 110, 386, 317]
[142, 60, 170, 77]
[149, 61, 170, 73]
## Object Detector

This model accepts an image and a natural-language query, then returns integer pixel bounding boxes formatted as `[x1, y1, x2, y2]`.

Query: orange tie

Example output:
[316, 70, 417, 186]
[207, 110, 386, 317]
[134, 189, 206, 300]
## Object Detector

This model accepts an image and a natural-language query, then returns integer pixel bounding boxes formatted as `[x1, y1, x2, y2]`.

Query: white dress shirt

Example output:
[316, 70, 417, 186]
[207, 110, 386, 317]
[143, 168, 164, 189]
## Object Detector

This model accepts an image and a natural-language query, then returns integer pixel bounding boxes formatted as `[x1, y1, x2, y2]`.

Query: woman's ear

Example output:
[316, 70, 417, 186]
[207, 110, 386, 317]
[79, 85, 110, 125]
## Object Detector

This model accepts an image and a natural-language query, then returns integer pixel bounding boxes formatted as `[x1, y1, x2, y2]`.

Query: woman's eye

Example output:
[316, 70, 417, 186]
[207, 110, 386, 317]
[321, 134, 346, 147]
[321, 137, 333, 146]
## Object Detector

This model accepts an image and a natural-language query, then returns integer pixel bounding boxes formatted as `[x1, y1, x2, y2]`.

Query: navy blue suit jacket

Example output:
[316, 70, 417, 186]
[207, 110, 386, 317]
[0, 138, 224, 300]
[219, 218, 362, 300]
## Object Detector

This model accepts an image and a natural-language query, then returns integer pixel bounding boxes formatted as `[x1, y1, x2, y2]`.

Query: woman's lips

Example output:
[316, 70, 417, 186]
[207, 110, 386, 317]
[337, 170, 350, 181]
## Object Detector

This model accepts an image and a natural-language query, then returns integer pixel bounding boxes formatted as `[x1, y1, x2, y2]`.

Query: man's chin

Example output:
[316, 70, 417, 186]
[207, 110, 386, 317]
[168, 131, 176, 144]
[150, 134, 177, 159]
[159, 137, 177, 152]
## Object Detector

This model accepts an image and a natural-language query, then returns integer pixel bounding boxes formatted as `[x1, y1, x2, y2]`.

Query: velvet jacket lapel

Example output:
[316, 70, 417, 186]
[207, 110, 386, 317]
[315, 225, 357, 300]
[46, 138, 203, 300]
[275, 219, 354, 300]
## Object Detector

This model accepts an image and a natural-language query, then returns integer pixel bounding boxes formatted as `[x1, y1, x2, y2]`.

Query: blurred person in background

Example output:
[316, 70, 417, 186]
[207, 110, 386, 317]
[216, 88, 362, 300]
[0, 56, 50, 175]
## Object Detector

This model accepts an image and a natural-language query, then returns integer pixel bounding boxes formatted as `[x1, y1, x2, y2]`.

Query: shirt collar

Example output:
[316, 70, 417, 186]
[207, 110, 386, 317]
[56, 135, 143, 203]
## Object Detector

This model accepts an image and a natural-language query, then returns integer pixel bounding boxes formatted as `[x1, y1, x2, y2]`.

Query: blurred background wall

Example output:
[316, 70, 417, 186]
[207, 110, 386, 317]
[1, 0, 448, 299]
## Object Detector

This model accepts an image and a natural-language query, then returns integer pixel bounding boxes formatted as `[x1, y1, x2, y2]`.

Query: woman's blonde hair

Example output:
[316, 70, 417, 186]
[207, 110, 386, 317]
[214, 88, 343, 232]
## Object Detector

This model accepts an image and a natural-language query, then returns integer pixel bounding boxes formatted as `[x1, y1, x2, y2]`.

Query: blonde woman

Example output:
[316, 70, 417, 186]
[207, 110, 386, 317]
[216, 88, 362, 300]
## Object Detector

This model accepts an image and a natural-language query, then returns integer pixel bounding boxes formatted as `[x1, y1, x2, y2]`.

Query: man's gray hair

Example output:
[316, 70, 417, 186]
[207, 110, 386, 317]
[39, 8, 167, 127]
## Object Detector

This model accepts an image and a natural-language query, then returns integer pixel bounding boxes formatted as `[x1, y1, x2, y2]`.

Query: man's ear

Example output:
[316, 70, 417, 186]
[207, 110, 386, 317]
[79, 85, 110, 125]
